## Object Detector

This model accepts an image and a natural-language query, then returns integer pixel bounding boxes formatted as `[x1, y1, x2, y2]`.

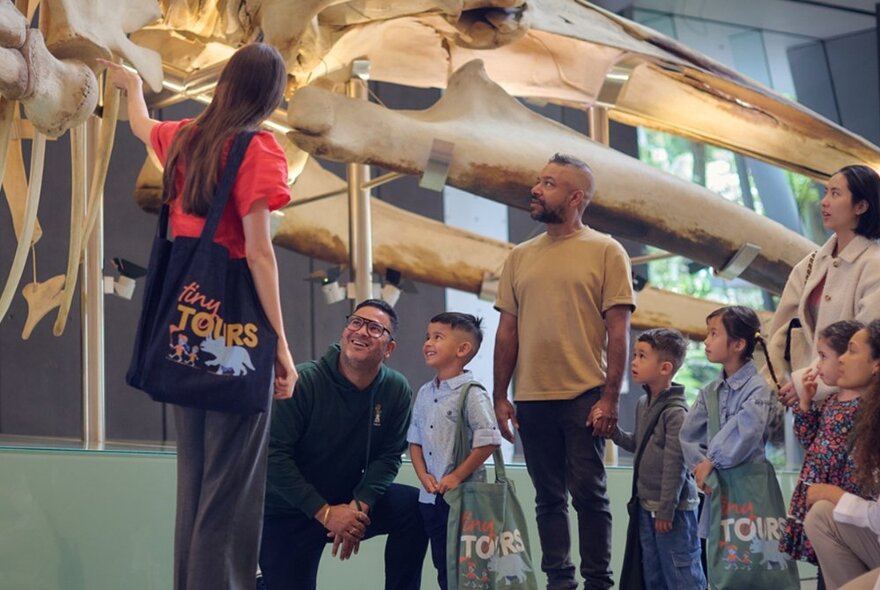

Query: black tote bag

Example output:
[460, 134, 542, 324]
[126, 131, 276, 414]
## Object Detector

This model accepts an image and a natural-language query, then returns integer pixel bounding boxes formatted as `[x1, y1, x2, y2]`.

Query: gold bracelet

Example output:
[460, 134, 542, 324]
[322, 505, 331, 527]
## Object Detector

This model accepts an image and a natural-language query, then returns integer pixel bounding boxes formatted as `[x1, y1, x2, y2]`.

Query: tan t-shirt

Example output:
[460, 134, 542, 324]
[495, 227, 635, 401]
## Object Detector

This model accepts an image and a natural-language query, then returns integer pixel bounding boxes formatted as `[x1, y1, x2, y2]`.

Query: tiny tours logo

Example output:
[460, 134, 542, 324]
[166, 281, 259, 376]
[718, 499, 792, 571]
[458, 511, 531, 588]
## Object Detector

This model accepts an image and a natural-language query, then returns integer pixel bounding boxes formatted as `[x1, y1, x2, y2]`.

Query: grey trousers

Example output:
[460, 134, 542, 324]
[805, 500, 880, 590]
[173, 405, 271, 590]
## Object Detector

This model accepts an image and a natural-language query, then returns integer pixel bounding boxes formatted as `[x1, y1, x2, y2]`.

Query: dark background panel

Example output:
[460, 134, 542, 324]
[0, 133, 83, 437]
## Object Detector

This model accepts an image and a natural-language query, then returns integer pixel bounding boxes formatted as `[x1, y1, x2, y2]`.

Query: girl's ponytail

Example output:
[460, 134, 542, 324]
[755, 332, 779, 390]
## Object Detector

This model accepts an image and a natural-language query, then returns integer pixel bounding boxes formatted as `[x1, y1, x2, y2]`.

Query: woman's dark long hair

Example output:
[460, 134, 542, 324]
[707, 305, 779, 387]
[851, 320, 880, 494]
[161, 43, 287, 216]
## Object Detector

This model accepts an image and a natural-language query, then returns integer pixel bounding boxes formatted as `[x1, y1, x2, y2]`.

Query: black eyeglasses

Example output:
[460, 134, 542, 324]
[345, 315, 394, 340]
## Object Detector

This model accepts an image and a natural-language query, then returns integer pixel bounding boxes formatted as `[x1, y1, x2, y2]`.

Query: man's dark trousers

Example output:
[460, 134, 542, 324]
[517, 388, 613, 590]
[259, 483, 428, 590]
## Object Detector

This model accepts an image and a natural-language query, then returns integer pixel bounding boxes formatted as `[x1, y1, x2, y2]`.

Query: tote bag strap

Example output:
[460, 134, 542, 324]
[631, 400, 687, 497]
[200, 130, 258, 245]
[706, 384, 721, 440]
[452, 381, 509, 484]
[155, 130, 258, 244]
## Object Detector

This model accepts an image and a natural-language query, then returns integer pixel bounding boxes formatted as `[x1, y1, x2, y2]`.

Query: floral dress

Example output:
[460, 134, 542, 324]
[779, 393, 862, 563]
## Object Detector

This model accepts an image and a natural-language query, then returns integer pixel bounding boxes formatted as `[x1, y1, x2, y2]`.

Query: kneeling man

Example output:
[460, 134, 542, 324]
[260, 299, 428, 589]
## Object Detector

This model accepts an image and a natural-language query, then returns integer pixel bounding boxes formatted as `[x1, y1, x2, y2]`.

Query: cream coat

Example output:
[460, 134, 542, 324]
[768, 234, 880, 398]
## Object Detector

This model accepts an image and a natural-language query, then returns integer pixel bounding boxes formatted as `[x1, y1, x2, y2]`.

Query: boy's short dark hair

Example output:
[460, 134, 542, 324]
[430, 312, 483, 356]
[637, 328, 689, 373]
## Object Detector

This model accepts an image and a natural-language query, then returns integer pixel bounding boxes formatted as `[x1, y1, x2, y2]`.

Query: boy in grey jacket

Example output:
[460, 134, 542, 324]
[612, 328, 705, 590]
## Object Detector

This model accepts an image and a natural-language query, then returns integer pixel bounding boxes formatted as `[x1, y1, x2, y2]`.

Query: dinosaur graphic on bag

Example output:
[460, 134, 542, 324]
[488, 552, 532, 584]
[200, 336, 255, 376]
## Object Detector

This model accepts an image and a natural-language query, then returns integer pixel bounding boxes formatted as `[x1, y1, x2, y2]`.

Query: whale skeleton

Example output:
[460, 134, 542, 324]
[286, 60, 815, 294]
[2, 0, 877, 334]
[136, 0, 880, 179]
[0, 0, 156, 332]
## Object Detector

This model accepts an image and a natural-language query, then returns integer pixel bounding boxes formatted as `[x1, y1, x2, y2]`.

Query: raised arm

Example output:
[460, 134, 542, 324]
[98, 59, 158, 145]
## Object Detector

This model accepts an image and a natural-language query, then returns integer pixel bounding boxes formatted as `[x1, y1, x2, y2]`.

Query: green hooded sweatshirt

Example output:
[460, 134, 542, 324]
[264, 344, 413, 519]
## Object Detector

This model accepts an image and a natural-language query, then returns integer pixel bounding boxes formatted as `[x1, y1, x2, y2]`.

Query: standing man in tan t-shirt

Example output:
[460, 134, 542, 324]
[494, 154, 635, 590]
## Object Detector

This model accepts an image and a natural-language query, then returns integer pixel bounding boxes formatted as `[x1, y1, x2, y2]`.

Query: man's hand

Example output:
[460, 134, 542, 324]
[437, 473, 462, 494]
[655, 517, 673, 534]
[587, 397, 618, 438]
[693, 458, 714, 494]
[806, 484, 845, 508]
[329, 534, 360, 560]
[326, 501, 370, 561]
[495, 398, 519, 443]
[322, 504, 369, 541]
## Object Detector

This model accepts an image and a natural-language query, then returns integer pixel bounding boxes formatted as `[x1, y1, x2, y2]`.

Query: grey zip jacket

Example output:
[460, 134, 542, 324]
[612, 383, 699, 520]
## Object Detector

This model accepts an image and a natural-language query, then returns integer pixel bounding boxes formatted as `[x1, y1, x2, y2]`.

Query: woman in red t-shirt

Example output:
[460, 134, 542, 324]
[101, 44, 297, 590]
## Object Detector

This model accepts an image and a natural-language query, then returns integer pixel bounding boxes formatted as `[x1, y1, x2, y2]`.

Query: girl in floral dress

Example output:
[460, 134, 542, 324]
[780, 320, 866, 566]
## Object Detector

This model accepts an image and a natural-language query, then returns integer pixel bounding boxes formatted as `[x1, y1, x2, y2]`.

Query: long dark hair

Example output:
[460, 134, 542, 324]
[851, 320, 880, 494]
[836, 165, 880, 239]
[161, 43, 287, 216]
[707, 305, 779, 387]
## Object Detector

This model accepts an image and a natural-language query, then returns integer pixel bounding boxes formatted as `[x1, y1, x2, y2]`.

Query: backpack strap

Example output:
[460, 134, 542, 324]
[631, 399, 688, 498]
[452, 381, 508, 483]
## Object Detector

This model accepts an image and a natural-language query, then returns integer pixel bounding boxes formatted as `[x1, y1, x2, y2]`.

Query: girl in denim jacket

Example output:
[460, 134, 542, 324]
[679, 305, 775, 539]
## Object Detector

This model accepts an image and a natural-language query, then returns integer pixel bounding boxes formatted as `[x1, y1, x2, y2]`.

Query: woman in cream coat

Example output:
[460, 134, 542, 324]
[770, 164, 880, 403]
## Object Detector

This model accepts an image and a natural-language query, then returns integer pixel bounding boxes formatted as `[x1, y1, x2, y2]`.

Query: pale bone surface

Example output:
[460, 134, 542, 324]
[286, 59, 814, 294]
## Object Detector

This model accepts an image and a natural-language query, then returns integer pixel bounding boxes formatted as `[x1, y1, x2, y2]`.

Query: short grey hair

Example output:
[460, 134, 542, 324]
[548, 153, 595, 199]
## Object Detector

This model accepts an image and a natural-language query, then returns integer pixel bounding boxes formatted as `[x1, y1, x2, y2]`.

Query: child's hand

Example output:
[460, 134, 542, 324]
[654, 517, 673, 534]
[800, 368, 819, 411]
[419, 474, 439, 494]
[588, 408, 613, 438]
[777, 382, 798, 407]
[437, 473, 462, 494]
[693, 458, 714, 494]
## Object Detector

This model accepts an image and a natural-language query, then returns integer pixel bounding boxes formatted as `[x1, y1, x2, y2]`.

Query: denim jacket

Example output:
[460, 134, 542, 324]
[679, 361, 771, 537]
[679, 360, 771, 472]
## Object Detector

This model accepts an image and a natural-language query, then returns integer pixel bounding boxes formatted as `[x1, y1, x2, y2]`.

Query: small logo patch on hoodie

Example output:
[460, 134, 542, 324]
[373, 403, 382, 427]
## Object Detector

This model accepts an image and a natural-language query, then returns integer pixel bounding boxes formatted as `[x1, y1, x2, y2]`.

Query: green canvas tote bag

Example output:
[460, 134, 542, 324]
[704, 387, 799, 590]
[444, 382, 538, 590]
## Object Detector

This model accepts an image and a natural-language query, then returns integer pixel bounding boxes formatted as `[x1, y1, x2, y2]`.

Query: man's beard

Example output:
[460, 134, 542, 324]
[530, 199, 565, 224]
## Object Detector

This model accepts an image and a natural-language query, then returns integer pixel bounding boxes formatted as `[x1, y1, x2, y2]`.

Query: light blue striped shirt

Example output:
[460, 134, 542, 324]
[406, 371, 502, 504]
